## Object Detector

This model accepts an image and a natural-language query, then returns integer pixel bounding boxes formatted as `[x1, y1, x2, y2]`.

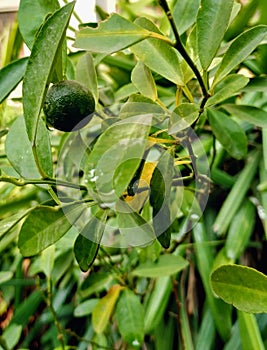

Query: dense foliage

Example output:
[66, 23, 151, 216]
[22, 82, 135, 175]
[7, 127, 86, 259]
[1, 0, 267, 349]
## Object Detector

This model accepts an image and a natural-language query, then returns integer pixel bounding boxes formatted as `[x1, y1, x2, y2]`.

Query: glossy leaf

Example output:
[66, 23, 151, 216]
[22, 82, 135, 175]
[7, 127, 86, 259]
[213, 149, 261, 235]
[74, 210, 107, 272]
[131, 61, 157, 100]
[197, 0, 234, 70]
[0, 57, 28, 103]
[84, 114, 152, 206]
[23, 2, 75, 142]
[213, 25, 267, 85]
[74, 13, 150, 54]
[18, 0, 60, 49]
[211, 264, 267, 313]
[173, 0, 200, 35]
[132, 254, 188, 278]
[150, 151, 174, 248]
[5, 116, 53, 178]
[207, 74, 249, 106]
[131, 17, 184, 85]
[207, 108, 247, 159]
[92, 284, 123, 333]
[75, 52, 99, 104]
[169, 103, 199, 134]
[238, 311, 265, 350]
[18, 205, 81, 256]
[0, 212, 27, 239]
[115, 288, 145, 346]
[222, 104, 267, 128]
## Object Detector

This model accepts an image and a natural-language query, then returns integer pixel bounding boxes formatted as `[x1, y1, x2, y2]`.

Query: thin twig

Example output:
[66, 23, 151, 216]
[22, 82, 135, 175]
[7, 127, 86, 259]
[158, 0, 209, 99]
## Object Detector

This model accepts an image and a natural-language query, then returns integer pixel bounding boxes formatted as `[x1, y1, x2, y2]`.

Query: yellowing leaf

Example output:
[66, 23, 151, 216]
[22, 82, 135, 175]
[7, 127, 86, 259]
[92, 284, 124, 334]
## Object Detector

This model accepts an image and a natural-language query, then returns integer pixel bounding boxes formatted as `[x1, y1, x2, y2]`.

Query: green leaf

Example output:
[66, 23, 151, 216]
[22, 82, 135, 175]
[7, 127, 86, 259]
[74, 13, 150, 54]
[131, 17, 184, 85]
[117, 203, 155, 247]
[0, 271, 13, 284]
[207, 108, 247, 159]
[18, 0, 60, 49]
[193, 222, 232, 341]
[131, 61, 157, 100]
[23, 2, 75, 142]
[225, 199, 255, 260]
[172, 0, 200, 35]
[222, 104, 267, 128]
[40, 245, 55, 277]
[75, 52, 99, 104]
[5, 116, 53, 178]
[150, 151, 174, 248]
[74, 210, 107, 272]
[169, 103, 199, 134]
[211, 264, 267, 313]
[119, 94, 167, 124]
[244, 77, 267, 92]
[1, 323, 23, 350]
[80, 272, 113, 299]
[132, 254, 189, 278]
[144, 276, 172, 333]
[74, 299, 99, 317]
[0, 57, 28, 103]
[84, 114, 152, 205]
[18, 205, 81, 256]
[92, 284, 123, 333]
[213, 25, 267, 85]
[197, 0, 234, 70]
[213, 149, 261, 235]
[115, 288, 145, 346]
[207, 74, 249, 106]
[0, 212, 28, 240]
[238, 311, 265, 350]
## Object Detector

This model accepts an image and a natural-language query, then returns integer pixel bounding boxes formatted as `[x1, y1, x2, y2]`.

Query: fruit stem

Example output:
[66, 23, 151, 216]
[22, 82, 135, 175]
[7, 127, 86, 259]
[158, 0, 209, 99]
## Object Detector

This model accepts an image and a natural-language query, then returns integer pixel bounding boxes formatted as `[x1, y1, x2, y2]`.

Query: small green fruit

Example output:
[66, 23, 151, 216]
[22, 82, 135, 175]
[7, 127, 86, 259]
[43, 80, 95, 132]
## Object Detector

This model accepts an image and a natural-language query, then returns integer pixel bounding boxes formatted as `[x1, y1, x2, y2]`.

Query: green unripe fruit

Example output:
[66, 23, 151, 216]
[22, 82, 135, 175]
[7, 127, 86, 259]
[43, 80, 95, 132]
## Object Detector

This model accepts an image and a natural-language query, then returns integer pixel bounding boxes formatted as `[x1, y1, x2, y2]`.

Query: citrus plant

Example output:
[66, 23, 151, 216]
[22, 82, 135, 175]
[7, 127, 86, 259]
[1, 0, 267, 349]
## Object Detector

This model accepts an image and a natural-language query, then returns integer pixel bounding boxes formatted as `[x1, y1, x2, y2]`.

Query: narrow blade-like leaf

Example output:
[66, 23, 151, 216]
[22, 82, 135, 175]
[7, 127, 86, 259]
[197, 0, 234, 70]
[207, 108, 247, 159]
[0, 57, 28, 103]
[74, 13, 150, 54]
[213, 25, 267, 85]
[23, 2, 75, 142]
[222, 104, 267, 128]
[173, 0, 200, 35]
[74, 210, 107, 272]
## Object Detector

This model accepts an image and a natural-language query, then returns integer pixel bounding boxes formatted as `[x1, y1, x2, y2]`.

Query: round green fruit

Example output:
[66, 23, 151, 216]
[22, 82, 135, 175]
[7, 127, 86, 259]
[43, 80, 95, 132]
